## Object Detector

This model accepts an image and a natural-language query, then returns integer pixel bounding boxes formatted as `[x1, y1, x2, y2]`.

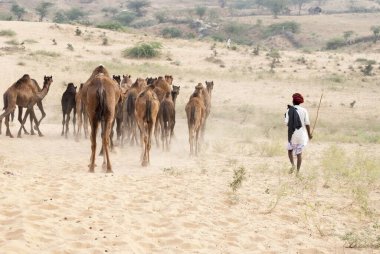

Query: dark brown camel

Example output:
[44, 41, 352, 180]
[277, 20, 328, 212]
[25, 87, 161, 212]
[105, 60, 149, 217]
[158, 86, 180, 151]
[61, 83, 77, 138]
[135, 84, 159, 166]
[186, 84, 206, 156]
[86, 66, 121, 173]
[121, 78, 146, 146]
[0, 75, 53, 138]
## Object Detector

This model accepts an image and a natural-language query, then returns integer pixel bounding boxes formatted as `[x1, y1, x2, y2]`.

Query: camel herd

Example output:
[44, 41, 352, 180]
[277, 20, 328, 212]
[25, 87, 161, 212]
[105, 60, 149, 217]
[0, 65, 214, 172]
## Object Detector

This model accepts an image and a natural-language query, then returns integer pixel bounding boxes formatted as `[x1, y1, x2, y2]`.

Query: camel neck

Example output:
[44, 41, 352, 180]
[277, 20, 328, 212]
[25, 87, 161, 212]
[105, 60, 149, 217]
[36, 84, 50, 100]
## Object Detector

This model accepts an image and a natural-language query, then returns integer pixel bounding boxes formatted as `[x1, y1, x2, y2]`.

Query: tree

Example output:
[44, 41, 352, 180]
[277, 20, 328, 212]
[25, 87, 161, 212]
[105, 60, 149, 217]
[101, 7, 118, 17]
[371, 26, 380, 43]
[116, 11, 136, 25]
[35, 1, 54, 22]
[291, 0, 312, 15]
[126, 0, 150, 17]
[262, 0, 288, 18]
[343, 30, 354, 44]
[11, 4, 26, 21]
[195, 6, 207, 19]
[65, 8, 86, 21]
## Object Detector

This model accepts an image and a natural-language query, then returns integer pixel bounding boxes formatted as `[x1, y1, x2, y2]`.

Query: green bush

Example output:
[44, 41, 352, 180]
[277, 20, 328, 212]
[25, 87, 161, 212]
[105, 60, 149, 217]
[264, 21, 300, 37]
[0, 12, 12, 21]
[326, 38, 345, 50]
[0, 29, 16, 37]
[161, 27, 182, 38]
[123, 42, 162, 58]
[212, 33, 226, 42]
[96, 22, 125, 31]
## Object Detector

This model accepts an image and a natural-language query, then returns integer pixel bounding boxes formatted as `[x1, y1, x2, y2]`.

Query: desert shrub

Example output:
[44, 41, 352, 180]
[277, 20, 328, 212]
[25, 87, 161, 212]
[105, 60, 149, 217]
[96, 22, 125, 31]
[326, 38, 345, 50]
[75, 27, 82, 36]
[65, 8, 86, 21]
[224, 22, 249, 36]
[123, 42, 162, 58]
[67, 43, 74, 51]
[115, 11, 136, 25]
[53, 11, 68, 23]
[195, 6, 207, 19]
[361, 63, 374, 76]
[5, 39, 19, 45]
[161, 27, 182, 38]
[229, 167, 246, 192]
[355, 58, 376, 65]
[264, 21, 300, 37]
[0, 29, 16, 37]
[211, 33, 226, 42]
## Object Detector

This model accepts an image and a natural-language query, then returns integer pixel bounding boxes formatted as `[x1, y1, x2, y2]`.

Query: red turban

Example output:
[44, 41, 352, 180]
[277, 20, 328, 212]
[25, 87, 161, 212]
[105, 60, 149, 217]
[292, 93, 304, 104]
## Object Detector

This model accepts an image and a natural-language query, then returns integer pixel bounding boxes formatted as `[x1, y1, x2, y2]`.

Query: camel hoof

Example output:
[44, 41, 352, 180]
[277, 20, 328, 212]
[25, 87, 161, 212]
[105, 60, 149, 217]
[88, 169, 95, 173]
[106, 169, 113, 173]
[141, 161, 149, 167]
[38, 133, 44, 137]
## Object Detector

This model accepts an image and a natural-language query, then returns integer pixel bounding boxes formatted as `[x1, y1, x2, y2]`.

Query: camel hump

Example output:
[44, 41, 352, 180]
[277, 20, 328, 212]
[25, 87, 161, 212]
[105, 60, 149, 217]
[15, 74, 31, 87]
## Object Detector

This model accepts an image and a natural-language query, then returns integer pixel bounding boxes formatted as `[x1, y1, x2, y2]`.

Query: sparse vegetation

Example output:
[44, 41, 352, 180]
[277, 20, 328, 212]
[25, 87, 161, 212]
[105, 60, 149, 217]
[0, 29, 16, 37]
[123, 42, 162, 58]
[67, 43, 74, 51]
[264, 21, 300, 37]
[229, 167, 246, 192]
[96, 22, 125, 31]
[35, 1, 54, 22]
[161, 27, 182, 38]
[326, 38, 346, 50]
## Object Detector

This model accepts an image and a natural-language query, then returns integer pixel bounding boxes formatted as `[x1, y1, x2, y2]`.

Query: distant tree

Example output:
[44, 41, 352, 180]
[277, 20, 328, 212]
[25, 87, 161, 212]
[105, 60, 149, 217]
[291, 0, 312, 15]
[262, 0, 289, 18]
[126, 0, 150, 17]
[35, 1, 54, 22]
[116, 11, 136, 25]
[53, 11, 67, 23]
[195, 6, 207, 19]
[11, 4, 26, 21]
[154, 11, 167, 23]
[371, 26, 380, 43]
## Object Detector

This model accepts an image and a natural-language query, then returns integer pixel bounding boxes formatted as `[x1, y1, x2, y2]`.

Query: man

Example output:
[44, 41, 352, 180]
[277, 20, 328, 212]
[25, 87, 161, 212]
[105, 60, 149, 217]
[284, 93, 312, 175]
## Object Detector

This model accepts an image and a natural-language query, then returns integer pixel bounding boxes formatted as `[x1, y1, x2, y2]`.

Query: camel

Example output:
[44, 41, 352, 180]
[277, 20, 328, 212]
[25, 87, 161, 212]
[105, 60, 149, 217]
[112, 75, 121, 85]
[135, 84, 159, 166]
[152, 76, 172, 147]
[86, 66, 121, 173]
[186, 84, 206, 156]
[0, 75, 53, 138]
[75, 83, 88, 139]
[61, 83, 77, 138]
[76, 65, 110, 140]
[114, 74, 132, 142]
[193, 81, 214, 140]
[3, 77, 47, 136]
[158, 86, 180, 151]
[121, 78, 147, 146]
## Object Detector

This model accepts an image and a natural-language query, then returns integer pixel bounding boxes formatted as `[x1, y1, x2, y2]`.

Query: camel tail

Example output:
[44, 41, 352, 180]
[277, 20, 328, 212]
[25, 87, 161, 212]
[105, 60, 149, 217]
[145, 100, 152, 124]
[190, 105, 196, 126]
[95, 86, 107, 122]
[126, 93, 135, 116]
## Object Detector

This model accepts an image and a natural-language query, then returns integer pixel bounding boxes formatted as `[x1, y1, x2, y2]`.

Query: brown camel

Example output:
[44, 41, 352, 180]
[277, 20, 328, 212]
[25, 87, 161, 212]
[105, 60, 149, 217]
[86, 67, 121, 173]
[158, 88, 179, 151]
[114, 74, 132, 142]
[153, 76, 172, 147]
[121, 78, 147, 146]
[0, 75, 53, 138]
[186, 84, 206, 156]
[75, 83, 88, 139]
[61, 83, 77, 138]
[135, 84, 159, 166]
[76, 65, 110, 140]
[3, 78, 47, 136]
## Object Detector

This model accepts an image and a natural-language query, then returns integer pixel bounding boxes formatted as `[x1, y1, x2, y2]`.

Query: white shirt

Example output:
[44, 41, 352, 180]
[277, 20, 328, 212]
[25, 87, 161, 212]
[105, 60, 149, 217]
[284, 105, 310, 146]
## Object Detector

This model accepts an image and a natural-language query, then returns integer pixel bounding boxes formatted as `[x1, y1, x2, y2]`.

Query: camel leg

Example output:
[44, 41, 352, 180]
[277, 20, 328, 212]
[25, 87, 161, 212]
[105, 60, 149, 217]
[5, 115, 13, 138]
[73, 108, 77, 136]
[10, 110, 14, 122]
[17, 107, 29, 135]
[65, 113, 71, 139]
[36, 101, 45, 129]
[29, 111, 35, 135]
[76, 105, 83, 140]
[83, 108, 89, 139]
[195, 128, 200, 156]
[103, 119, 113, 173]
[161, 121, 165, 151]
[29, 109, 43, 137]
[154, 120, 160, 148]
[189, 127, 194, 156]
[89, 118, 99, 173]
[18, 109, 30, 138]
[61, 112, 66, 136]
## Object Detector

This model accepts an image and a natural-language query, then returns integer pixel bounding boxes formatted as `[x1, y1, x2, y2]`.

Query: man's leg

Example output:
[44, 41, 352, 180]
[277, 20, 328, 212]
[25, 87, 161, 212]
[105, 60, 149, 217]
[288, 150, 295, 174]
[296, 153, 302, 173]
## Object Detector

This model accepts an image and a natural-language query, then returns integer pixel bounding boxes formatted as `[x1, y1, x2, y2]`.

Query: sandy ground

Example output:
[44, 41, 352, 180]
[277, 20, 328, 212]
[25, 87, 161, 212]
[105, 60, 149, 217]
[0, 21, 380, 253]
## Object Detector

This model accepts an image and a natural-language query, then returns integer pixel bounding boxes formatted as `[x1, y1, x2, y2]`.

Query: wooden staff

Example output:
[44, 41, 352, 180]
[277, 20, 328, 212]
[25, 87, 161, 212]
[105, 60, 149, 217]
[311, 91, 324, 136]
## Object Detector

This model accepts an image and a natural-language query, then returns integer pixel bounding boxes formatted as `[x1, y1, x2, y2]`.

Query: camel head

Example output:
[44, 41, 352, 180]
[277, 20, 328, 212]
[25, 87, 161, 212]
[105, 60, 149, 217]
[43, 76, 53, 89]
[205, 81, 214, 96]
[91, 65, 110, 78]
[112, 75, 121, 85]
[67, 83, 77, 93]
[164, 75, 173, 85]
[171, 85, 180, 102]
[146, 77, 157, 85]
